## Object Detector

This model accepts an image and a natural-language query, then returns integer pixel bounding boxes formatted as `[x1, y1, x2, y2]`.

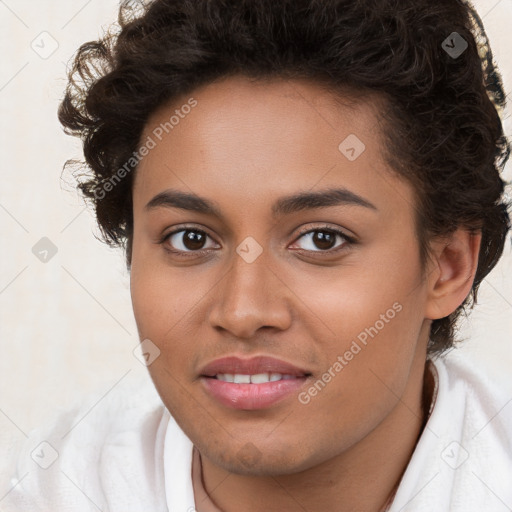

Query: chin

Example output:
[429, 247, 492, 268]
[205, 442, 319, 477]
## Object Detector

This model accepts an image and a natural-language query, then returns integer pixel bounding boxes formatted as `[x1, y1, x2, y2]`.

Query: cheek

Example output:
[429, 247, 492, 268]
[293, 247, 426, 405]
[130, 245, 207, 340]
[285, 246, 422, 343]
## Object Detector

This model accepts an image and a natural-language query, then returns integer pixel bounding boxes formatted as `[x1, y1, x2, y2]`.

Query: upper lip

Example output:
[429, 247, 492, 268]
[199, 356, 311, 377]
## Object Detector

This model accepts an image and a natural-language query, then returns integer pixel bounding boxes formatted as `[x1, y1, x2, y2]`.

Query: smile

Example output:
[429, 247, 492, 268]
[212, 373, 301, 383]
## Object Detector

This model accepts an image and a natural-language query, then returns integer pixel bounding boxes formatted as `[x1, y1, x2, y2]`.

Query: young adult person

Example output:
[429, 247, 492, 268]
[4, 0, 512, 510]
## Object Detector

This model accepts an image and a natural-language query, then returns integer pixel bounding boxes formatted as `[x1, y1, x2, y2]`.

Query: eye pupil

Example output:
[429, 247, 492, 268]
[313, 230, 336, 250]
[183, 230, 206, 250]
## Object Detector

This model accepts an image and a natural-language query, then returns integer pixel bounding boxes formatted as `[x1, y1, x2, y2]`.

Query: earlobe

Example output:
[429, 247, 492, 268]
[425, 229, 482, 320]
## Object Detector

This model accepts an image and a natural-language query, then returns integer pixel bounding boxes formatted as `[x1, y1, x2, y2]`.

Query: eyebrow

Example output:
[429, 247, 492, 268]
[145, 187, 378, 218]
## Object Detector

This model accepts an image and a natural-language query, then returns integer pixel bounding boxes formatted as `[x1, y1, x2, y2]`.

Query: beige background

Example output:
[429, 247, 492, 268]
[0, 0, 511, 491]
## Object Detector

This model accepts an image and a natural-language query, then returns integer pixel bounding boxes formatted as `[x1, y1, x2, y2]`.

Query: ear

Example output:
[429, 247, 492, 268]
[424, 229, 482, 320]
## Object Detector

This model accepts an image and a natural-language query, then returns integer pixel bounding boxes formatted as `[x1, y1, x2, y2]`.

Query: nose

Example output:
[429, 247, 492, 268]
[207, 246, 293, 339]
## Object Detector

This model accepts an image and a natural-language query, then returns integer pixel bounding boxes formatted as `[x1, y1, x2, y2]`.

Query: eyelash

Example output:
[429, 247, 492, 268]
[158, 224, 356, 258]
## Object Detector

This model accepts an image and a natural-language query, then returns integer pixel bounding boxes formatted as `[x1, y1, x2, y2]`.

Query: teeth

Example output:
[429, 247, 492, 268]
[233, 374, 251, 384]
[215, 372, 299, 383]
[251, 373, 271, 384]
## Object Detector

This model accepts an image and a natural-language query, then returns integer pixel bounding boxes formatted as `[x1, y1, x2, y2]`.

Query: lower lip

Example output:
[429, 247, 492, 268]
[200, 376, 309, 410]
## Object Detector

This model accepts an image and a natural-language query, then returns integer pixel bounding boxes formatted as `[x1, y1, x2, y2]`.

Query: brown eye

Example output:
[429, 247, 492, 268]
[164, 229, 217, 253]
[293, 227, 352, 253]
[311, 230, 337, 250]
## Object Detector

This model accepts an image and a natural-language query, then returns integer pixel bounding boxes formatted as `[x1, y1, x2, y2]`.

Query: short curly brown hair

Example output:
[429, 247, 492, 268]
[58, 0, 511, 356]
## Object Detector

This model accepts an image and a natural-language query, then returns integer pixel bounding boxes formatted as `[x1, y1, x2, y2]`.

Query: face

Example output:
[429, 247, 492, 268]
[130, 75, 432, 476]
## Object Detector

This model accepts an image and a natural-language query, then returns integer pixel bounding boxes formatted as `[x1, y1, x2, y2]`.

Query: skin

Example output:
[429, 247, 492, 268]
[129, 75, 481, 511]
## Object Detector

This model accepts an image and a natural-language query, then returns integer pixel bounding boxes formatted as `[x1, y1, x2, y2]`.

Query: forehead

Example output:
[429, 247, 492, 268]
[132, 75, 413, 222]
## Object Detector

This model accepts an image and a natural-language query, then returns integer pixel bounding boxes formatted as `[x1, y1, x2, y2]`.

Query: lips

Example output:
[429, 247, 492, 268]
[198, 355, 311, 410]
[198, 355, 312, 410]
[199, 355, 311, 379]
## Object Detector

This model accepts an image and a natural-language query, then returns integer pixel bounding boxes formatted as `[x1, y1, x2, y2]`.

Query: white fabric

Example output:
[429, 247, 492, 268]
[1, 381, 170, 512]
[2, 351, 511, 511]
[389, 351, 512, 512]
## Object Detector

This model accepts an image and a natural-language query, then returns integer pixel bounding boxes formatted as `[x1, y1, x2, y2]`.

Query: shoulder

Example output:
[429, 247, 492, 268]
[436, 349, 512, 438]
[2, 376, 169, 512]
[435, 350, 512, 457]
[390, 349, 512, 512]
